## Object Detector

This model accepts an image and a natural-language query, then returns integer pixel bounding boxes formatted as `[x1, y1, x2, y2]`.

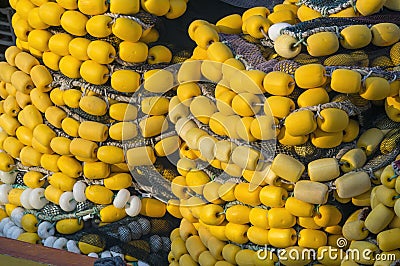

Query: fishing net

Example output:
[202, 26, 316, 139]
[216, 28, 400, 172]
[298, 0, 356, 16]
[2, 0, 400, 264]
[220, 0, 282, 9]
[56, 215, 179, 265]
[0, 6, 193, 262]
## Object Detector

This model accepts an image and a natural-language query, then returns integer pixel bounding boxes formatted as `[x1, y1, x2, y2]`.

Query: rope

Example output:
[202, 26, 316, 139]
[292, 99, 363, 118]
[25, 205, 104, 222]
[301, 0, 357, 15]
[103, 12, 153, 30]
[16, 162, 52, 175]
[51, 72, 134, 103]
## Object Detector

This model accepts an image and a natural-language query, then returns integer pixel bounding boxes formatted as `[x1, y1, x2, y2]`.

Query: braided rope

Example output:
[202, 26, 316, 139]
[25, 205, 104, 222]
[133, 165, 175, 202]
[49, 10, 157, 35]
[44, 119, 73, 139]
[113, 130, 177, 149]
[57, 105, 113, 124]
[380, 129, 400, 154]
[220, 34, 279, 73]
[279, 17, 376, 43]
[113, 58, 170, 73]
[46, 106, 177, 149]
[103, 12, 153, 30]
[335, 143, 357, 160]
[16, 162, 52, 176]
[292, 99, 365, 117]
[301, 0, 356, 15]
[51, 72, 134, 103]
[362, 145, 400, 172]
[325, 66, 400, 81]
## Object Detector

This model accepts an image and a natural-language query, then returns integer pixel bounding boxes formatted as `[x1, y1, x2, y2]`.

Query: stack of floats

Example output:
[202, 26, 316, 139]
[1, 0, 400, 265]
[0, 0, 189, 264]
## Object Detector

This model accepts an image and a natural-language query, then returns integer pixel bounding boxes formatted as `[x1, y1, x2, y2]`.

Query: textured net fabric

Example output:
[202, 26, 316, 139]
[393, 160, 400, 176]
[94, 256, 125, 266]
[294, 142, 355, 165]
[352, 11, 400, 25]
[286, 87, 304, 102]
[41, 203, 64, 218]
[281, 17, 360, 39]
[61, 215, 179, 266]
[60, 106, 112, 124]
[101, 11, 160, 31]
[50, 72, 133, 103]
[171, 50, 192, 63]
[79, 234, 106, 249]
[26, 203, 103, 223]
[332, 94, 370, 111]
[133, 162, 178, 203]
[241, 34, 277, 60]
[293, 53, 321, 65]
[15, 172, 24, 185]
[280, 47, 395, 69]
[281, 13, 400, 42]
[363, 146, 400, 172]
[223, 26, 398, 74]
[380, 129, 400, 154]
[391, 43, 400, 66]
[372, 114, 400, 130]
[113, 59, 171, 72]
[127, 11, 160, 29]
[325, 65, 400, 81]
[219, 0, 282, 9]
[76, 201, 95, 213]
[220, 34, 279, 72]
[273, 59, 301, 74]
[323, 51, 370, 67]
[299, 0, 355, 16]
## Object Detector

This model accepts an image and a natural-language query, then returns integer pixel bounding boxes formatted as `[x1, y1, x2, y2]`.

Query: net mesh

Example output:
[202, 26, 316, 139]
[211, 17, 400, 174]
[57, 215, 178, 265]
[299, 0, 355, 16]
[219, 0, 282, 9]
[3, 2, 400, 264]
[253, 12, 400, 70]
[8, 23, 187, 263]
[221, 33, 279, 72]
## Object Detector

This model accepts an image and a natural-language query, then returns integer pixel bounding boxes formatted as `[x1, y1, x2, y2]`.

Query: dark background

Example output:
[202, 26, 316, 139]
[158, 0, 246, 50]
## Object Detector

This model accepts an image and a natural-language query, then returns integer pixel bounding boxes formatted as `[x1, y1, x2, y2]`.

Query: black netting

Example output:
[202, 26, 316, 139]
[76, 201, 95, 213]
[373, 114, 400, 130]
[363, 147, 400, 172]
[352, 10, 400, 25]
[59, 215, 179, 266]
[41, 203, 64, 218]
[15, 172, 25, 185]
[219, 0, 282, 9]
